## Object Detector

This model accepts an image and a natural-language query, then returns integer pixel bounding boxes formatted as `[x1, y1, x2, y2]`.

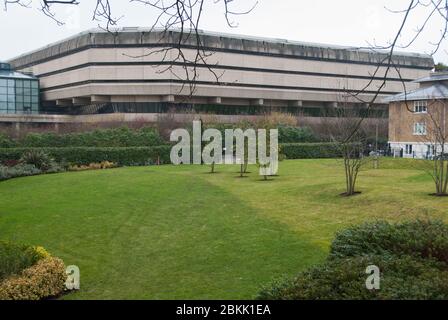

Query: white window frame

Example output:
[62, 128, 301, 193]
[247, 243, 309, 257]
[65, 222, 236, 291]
[413, 122, 427, 135]
[414, 100, 428, 114]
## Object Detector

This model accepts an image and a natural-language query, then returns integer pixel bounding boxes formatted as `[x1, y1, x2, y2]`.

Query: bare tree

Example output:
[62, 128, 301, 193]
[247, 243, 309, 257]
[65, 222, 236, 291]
[339, 0, 447, 144]
[415, 98, 448, 195]
[321, 100, 373, 196]
[327, 1, 448, 196]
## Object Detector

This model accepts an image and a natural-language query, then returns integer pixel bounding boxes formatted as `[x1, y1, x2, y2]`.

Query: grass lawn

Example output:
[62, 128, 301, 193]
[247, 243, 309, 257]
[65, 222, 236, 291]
[0, 158, 447, 299]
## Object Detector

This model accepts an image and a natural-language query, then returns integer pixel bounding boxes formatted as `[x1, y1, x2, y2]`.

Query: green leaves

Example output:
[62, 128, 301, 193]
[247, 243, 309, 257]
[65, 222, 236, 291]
[258, 219, 448, 300]
[0, 146, 172, 166]
[18, 127, 165, 148]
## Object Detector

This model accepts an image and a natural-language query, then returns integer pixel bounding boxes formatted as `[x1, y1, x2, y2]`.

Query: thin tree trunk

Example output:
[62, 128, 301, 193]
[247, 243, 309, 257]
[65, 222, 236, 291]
[443, 160, 448, 194]
[352, 165, 360, 195]
[344, 158, 350, 195]
[243, 160, 248, 173]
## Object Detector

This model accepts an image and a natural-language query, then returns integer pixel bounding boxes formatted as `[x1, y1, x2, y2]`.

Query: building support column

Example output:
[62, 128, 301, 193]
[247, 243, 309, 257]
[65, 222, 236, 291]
[91, 95, 111, 103]
[162, 95, 175, 103]
[56, 99, 72, 106]
[289, 100, 303, 107]
[72, 97, 91, 105]
[251, 99, 264, 106]
[209, 97, 222, 104]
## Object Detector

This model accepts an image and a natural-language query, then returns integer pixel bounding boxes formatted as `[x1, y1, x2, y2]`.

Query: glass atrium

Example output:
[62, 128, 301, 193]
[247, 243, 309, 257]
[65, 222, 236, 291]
[0, 62, 39, 114]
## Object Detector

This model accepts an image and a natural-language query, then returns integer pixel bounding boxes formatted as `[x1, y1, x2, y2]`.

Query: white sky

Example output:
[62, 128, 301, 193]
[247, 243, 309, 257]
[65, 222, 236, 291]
[0, 0, 447, 64]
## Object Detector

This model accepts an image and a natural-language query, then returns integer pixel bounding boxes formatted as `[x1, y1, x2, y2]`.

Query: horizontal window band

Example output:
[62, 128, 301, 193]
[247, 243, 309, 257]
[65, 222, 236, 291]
[36, 61, 416, 83]
[11, 43, 434, 71]
[40, 78, 397, 96]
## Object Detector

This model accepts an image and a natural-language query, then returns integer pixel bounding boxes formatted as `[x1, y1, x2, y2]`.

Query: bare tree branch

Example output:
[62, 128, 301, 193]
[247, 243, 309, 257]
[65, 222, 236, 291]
[4, 0, 256, 96]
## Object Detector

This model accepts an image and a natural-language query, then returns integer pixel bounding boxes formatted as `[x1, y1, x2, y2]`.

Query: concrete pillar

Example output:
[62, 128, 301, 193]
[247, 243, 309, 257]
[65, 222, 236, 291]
[209, 97, 222, 104]
[289, 100, 303, 107]
[91, 95, 111, 103]
[251, 99, 264, 106]
[72, 97, 91, 105]
[56, 99, 72, 106]
[161, 95, 175, 103]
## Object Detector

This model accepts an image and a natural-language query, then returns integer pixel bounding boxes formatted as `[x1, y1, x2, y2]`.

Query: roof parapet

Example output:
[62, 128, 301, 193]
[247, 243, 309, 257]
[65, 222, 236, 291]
[8, 28, 435, 70]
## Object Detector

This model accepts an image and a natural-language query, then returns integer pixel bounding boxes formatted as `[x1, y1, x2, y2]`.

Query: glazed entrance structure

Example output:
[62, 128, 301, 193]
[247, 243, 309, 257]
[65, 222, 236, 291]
[0, 62, 39, 115]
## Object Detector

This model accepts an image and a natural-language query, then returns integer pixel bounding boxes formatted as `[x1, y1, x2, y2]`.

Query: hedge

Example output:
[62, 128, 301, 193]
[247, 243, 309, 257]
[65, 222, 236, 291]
[257, 254, 448, 300]
[330, 219, 448, 264]
[0, 146, 172, 166]
[0, 143, 342, 166]
[278, 126, 317, 143]
[257, 219, 448, 300]
[1, 127, 165, 148]
[280, 143, 342, 159]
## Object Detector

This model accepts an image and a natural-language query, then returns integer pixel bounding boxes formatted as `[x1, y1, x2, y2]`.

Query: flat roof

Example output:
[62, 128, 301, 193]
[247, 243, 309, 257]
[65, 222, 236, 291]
[0, 70, 36, 80]
[386, 83, 448, 102]
[0, 61, 36, 80]
[8, 28, 435, 70]
[414, 72, 448, 83]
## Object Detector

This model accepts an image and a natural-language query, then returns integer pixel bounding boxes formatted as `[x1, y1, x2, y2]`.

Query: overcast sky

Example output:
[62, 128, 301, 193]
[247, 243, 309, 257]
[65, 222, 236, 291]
[0, 0, 447, 64]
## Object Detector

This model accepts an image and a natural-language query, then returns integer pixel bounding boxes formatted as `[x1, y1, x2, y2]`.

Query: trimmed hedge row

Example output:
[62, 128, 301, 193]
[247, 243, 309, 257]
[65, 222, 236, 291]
[278, 126, 317, 143]
[0, 127, 165, 148]
[281, 143, 342, 159]
[0, 143, 341, 166]
[0, 146, 172, 166]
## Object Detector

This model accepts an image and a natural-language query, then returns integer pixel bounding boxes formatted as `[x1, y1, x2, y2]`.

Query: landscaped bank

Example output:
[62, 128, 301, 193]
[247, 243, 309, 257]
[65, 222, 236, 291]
[0, 159, 446, 299]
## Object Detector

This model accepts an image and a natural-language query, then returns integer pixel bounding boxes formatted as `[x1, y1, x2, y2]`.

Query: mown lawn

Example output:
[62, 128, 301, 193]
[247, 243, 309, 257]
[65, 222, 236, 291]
[0, 158, 446, 299]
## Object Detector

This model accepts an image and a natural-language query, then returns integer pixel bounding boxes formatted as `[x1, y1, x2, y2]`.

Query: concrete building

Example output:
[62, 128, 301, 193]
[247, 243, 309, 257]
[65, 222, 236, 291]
[387, 72, 448, 159]
[4, 28, 434, 126]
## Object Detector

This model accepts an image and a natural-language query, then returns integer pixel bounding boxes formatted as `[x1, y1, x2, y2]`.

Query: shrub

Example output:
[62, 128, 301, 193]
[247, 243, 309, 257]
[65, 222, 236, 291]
[69, 161, 117, 171]
[0, 133, 15, 148]
[20, 150, 54, 171]
[2, 159, 20, 167]
[258, 219, 448, 300]
[0, 146, 172, 166]
[257, 254, 448, 300]
[280, 143, 342, 159]
[330, 219, 448, 264]
[0, 241, 42, 282]
[278, 126, 317, 143]
[0, 164, 42, 181]
[19, 126, 165, 148]
[0, 257, 66, 300]
[33, 246, 51, 260]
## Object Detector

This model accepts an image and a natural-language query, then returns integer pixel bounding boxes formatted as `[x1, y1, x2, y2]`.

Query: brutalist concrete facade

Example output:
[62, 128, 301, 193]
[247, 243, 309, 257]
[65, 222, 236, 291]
[7, 28, 434, 118]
